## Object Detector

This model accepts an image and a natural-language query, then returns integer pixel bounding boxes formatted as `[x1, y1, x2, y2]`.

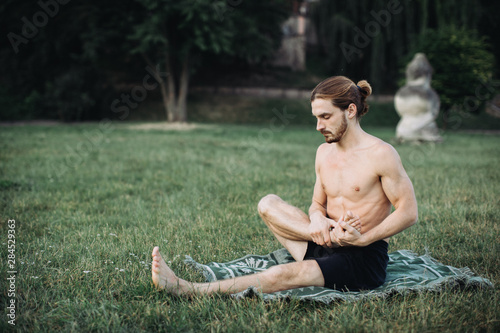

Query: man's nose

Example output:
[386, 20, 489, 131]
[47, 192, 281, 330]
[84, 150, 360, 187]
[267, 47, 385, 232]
[316, 119, 325, 131]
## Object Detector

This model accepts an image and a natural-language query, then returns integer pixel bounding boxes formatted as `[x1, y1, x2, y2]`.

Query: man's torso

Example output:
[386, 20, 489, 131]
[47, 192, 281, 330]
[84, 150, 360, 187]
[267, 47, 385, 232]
[317, 138, 392, 235]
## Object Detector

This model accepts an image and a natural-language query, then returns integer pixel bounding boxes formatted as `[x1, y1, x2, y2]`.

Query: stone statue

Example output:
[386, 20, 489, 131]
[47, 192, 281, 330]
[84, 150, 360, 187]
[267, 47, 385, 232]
[394, 53, 442, 142]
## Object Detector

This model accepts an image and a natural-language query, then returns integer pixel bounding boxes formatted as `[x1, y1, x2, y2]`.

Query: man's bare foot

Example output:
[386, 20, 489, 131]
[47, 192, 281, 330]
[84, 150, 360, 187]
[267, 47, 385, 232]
[344, 211, 361, 232]
[151, 246, 183, 294]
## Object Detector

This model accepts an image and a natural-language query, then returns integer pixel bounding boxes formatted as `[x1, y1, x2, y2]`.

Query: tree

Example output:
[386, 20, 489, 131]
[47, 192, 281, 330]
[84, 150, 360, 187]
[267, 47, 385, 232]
[0, 0, 288, 122]
[0, 0, 126, 121]
[127, 0, 288, 122]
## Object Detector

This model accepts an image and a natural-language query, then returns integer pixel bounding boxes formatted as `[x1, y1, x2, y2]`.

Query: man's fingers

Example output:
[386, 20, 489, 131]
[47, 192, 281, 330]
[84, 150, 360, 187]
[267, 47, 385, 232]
[341, 211, 352, 223]
[343, 211, 359, 223]
[343, 212, 361, 232]
[351, 221, 361, 232]
[325, 217, 337, 225]
[312, 233, 326, 247]
[331, 224, 344, 246]
[329, 220, 338, 230]
[322, 227, 332, 247]
[331, 234, 341, 246]
[340, 221, 359, 234]
[345, 216, 359, 223]
[349, 218, 360, 228]
[311, 226, 331, 247]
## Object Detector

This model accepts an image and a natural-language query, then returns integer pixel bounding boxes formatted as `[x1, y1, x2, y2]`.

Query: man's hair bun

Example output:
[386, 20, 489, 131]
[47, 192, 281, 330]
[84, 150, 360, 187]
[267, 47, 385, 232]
[356, 80, 372, 99]
[356, 80, 372, 117]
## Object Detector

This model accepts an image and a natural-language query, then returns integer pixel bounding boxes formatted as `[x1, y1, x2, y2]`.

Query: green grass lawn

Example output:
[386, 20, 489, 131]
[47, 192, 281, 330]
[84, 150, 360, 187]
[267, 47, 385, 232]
[1, 122, 499, 332]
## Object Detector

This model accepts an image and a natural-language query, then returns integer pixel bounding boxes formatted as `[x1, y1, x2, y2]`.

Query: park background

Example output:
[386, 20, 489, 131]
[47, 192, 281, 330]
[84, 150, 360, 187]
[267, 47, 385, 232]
[1, 0, 499, 331]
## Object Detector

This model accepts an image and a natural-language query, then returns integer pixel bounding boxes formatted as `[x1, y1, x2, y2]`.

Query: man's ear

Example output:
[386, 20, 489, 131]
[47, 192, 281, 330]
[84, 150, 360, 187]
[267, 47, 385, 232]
[347, 103, 357, 119]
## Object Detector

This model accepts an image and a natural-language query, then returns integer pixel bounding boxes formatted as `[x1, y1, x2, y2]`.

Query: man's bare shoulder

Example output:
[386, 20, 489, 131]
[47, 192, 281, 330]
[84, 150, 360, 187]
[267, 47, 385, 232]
[316, 142, 330, 154]
[367, 137, 398, 157]
[365, 137, 404, 173]
[314, 143, 330, 169]
[315, 143, 336, 173]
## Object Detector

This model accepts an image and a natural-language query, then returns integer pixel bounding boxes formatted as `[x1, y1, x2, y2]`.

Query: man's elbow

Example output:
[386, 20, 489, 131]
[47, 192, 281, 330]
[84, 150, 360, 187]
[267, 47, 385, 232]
[409, 214, 418, 227]
[408, 208, 418, 227]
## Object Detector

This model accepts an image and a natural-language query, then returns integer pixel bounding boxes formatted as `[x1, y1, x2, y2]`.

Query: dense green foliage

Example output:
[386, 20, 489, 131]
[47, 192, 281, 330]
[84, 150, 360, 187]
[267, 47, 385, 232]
[0, 0, 288, 122]
[310, 0, 499, 93]
[1, 1, 499, 122]
[1, 123, 499, 331]
[127, 0, 288, 121]
[403, 28, 496, 113]
[0, 0, 137, 121]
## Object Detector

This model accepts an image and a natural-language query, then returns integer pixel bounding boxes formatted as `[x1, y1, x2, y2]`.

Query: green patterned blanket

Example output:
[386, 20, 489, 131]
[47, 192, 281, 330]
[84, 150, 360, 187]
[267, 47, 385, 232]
[184, 248, 493, 303]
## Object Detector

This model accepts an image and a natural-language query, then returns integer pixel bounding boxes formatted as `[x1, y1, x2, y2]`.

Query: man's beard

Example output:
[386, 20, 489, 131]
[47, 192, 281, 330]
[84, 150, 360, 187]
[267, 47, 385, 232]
[322, 114, 348, 143]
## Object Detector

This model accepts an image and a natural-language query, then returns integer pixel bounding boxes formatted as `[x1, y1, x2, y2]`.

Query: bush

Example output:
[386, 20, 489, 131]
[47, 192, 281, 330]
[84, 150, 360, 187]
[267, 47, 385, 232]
[402, 28, 496, 113]
[42, 66, 103, 122]
[0, 86, 43, 121]
[0, 66, 111, 122]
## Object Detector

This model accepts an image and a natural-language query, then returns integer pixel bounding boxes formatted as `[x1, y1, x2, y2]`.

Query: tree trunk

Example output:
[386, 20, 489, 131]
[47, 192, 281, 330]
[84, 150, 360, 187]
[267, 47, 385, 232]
[146, 51, 190, 123]
[165, 52, 177, 122]
[157, 72, 171, 122]
[176, 54, 190, 122]
[141, 52, 176, 122]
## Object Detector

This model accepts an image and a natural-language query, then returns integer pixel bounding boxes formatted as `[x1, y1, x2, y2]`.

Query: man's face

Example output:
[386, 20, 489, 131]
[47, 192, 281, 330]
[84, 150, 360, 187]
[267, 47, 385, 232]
[311, 98, 348, 143]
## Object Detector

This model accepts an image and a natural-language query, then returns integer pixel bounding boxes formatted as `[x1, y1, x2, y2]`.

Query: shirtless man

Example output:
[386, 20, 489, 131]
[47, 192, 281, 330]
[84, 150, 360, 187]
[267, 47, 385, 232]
[152, 76, 418, 294]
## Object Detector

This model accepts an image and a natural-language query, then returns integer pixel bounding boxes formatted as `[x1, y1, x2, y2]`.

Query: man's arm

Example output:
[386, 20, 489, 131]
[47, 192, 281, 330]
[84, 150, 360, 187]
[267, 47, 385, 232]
[308, 144, 338, 247]
[333, 144, 418, 247]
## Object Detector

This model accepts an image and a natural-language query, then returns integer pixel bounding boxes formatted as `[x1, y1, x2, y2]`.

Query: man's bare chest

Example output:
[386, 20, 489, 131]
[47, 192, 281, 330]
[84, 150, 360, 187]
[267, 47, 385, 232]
[318, 154, 380, 199]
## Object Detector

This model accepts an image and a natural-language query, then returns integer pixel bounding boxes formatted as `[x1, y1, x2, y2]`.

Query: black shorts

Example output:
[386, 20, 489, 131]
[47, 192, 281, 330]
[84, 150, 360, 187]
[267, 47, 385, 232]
[303, 240, 389, 291]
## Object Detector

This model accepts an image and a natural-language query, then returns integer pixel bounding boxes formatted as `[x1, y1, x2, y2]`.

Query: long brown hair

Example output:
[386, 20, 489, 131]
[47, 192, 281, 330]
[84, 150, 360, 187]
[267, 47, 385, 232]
[311, 76, 372, 119]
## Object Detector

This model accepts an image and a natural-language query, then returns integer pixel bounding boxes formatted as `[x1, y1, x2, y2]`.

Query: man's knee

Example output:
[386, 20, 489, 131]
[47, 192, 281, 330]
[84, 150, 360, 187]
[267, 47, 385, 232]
[257, 194, 282, 216]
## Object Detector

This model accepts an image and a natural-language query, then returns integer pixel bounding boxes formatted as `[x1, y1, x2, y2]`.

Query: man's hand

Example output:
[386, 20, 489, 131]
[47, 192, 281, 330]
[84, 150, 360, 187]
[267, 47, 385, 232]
[330, 211, 365, 247]
[308, 212, 338, 248]
[331, 215, 364, 246]
[343, 210, 361, 232]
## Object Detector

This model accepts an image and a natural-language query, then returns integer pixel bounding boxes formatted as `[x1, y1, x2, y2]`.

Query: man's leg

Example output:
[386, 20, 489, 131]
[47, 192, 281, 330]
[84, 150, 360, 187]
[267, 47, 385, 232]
[152, 247, 325, 295]
[258, 194, 312, 261]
